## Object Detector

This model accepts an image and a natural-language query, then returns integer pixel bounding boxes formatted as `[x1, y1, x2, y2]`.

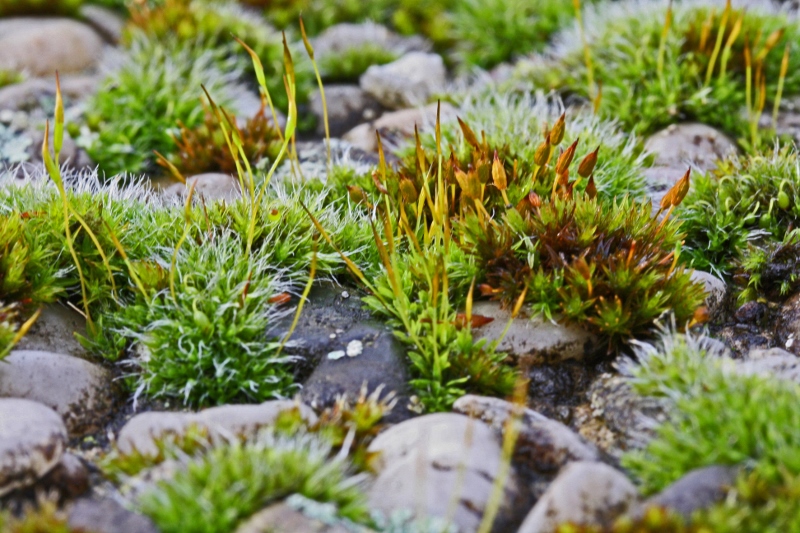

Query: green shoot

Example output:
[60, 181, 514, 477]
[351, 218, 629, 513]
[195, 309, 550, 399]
[300, 16, 331, 173]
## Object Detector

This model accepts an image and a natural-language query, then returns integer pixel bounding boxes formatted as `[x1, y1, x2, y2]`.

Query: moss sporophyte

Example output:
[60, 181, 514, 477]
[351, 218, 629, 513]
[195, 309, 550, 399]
[308, 108, 705, 410]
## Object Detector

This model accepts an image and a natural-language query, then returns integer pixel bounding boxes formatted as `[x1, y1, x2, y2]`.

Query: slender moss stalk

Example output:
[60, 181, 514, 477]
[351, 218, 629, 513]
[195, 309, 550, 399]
[170, 181, 197, 303]
[719, 12, 743, 78]
[657, 0, 673, 86]
[772, 44, 790, 129]
[705, 0, 731, 87]
[300, 17, 331, 173]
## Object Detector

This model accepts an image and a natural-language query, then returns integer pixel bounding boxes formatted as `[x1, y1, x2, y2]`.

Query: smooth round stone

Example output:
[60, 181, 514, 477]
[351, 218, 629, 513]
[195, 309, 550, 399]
[0, 18, 104, 77]
[0, 350, 115, 436]
[0, 398, 67, 496]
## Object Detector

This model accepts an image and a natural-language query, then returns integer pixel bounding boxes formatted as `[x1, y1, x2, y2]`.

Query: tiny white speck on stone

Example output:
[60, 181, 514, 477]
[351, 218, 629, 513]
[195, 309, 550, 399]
[346, 340, 363, 357]
[335, 328, 344, 334]
[341, 291, 350, 299]
[787, 336, 795, 349]
[329, 333, 336, 339]
[327, 350, 346, 360]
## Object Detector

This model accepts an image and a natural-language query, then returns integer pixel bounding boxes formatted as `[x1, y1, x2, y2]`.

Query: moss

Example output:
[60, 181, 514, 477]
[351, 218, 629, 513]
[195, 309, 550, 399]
[0, 210, 64, 309]
[138, 430, 371, 533]
[622, 332, 800, 493]
[123, 0, 314, 112]
[1, 175, 183, 314]
[449, 0, 580, 69]
[319, 43, 399, 83]
[678, 145, 800, 280]
[163, 104, 282, 178]
[385, 114, 699, 350]
[515, 1, 800, 144]
[82, 37, 247, 177]
[738, 229, 800, 303]
[0, 0, 82, 17]
[0, 70, 22, 89]
[401, 93, 648, 200]
[0, 498, 74, 533]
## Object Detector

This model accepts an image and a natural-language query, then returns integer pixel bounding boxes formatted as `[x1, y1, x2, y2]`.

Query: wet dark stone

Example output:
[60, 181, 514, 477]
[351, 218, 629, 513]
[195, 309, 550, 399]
[734, 301, 767, 324]
[275, 282, 414, 423]
[527, 360, 611, 425]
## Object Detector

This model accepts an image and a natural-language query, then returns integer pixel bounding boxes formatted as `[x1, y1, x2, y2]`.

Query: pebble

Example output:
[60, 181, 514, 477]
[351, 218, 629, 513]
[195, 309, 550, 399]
[343, 102, 457, 153]
[115, 400, 318, 458]
[0, 18, 105, 77]
[360, 52, 446, 110]
[162, 173, 242, 203]
[69, 497, 160, 533]
[327, 350, 346, 360]
[516, 461, 638, 533]
[309, 85, 383, 137]
[15, 303, 88, 358]
[471, 301, 599, 364]
[453, 395, 602, 498]
[346, 339, 363, 357]
[301, 321, 411, 422]
[587, 374, 670, 458]
[0, 350, 115, 437]
[235, 502, 360, 533]
[644, 123, 738, 172]
[312, 22, 430, 64]
[737, 347, 800, 384]
[367, 413, 528, 532]
[78, 5, 125, 44]
[0, 398, 67, 497]
[690, 270, 726, 318]
[631, 465, 739, 521]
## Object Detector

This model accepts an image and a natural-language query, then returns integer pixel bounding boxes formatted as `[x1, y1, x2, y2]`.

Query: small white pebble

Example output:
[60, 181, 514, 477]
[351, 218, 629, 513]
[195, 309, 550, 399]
[329, 333, 337, 339]
[346, 340, 363, 357]
[335, 328, 344, 334]
[787, 336, 795, 349]
[327, 350, 346, 360]
[341, 291, 350, 299]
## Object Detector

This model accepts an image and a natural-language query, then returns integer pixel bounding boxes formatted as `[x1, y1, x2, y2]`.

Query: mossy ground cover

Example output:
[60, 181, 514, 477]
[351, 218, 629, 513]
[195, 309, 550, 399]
[2, 0, 800, 528]
[514, 0, 800, 151]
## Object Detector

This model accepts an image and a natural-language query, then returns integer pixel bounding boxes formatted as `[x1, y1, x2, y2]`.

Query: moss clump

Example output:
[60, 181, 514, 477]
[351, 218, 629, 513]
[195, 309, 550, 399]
[679, 145, 800, 282]
[622, 333, 800, 493]
[274, 386, 395, 472]
[404, 93, 647, 200]
[319, 43, 399, 83]
[0, 0, 81, 17]
[0, 70, 22, 89]
[254, 0, 452, 49]
[0, 498, 75, 533]
[450, 0, 580, 69]
[387, 115, 700, 350]
[516, 2, 800, 144]
[737, 229, 800, 304]
[1, 176, 183, 315]
[95, 184, 375, 407]
[162, 104, 282, 178]
[0, 211, 64, 309]
[82, 37, 247, 177]
[138, 430, 371, 533]
[123, 0, 313, 112]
